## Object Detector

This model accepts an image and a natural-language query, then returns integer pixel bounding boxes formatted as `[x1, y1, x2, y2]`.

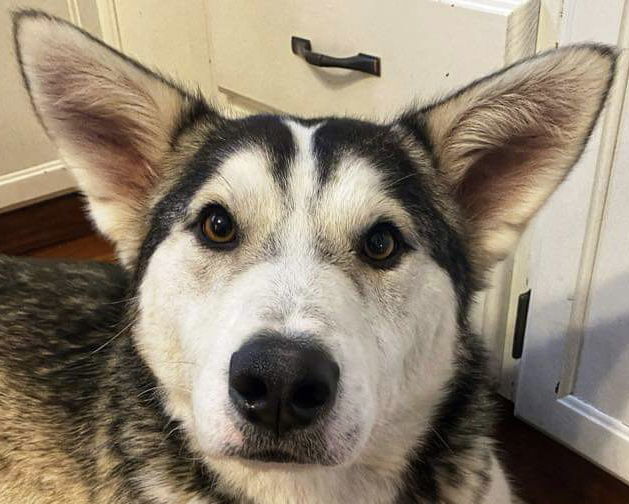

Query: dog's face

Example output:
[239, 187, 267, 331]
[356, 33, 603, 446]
[136, 117, 467, 467]
[15, 12, 615, 471]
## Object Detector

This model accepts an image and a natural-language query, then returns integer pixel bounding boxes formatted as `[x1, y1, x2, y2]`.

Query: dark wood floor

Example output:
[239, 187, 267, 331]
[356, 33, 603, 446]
[3, 194, 628, 503]
[494, 399, 629, 504]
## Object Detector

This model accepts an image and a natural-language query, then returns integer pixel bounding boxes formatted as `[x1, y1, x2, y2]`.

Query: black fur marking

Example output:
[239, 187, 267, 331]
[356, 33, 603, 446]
[134, 114, 296, 282]
[312, 118, 352, 187]
[396, 330, 494, 502]
[397, 111, 435, 158]
[170, 97, 219, 149]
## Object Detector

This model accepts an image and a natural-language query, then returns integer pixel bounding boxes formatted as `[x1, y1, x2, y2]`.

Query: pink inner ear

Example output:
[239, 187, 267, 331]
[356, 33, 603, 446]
[455, 134, 555, 224]
[37, 62, 160, 201]
[82, 148, 156, 202]
[60, 109, 158, 201]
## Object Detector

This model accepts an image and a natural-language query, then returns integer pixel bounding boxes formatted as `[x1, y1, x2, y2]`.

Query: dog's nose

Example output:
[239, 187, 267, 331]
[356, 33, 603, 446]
[228, 335, 339, 436]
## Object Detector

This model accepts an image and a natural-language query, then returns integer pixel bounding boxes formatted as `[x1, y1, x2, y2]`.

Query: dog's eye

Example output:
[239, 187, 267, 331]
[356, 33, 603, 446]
[362, 224, 400, 264]
[200, 205, 237, 246]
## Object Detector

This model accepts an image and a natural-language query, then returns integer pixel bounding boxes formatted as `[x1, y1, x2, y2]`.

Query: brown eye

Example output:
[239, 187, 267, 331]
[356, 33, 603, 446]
[201, 205, 236, 245]
[363, 225, 397, 262]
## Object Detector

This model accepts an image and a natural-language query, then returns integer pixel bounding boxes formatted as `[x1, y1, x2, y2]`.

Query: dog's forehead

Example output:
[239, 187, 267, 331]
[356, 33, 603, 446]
[185, 117, 414, 227]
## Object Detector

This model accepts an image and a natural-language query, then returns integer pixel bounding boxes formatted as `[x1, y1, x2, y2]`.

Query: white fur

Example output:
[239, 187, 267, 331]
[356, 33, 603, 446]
[482, 454, 513, 504]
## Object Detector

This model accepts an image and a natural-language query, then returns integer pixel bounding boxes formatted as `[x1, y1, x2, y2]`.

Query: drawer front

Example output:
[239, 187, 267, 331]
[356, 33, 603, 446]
[208, 0, 533, 117]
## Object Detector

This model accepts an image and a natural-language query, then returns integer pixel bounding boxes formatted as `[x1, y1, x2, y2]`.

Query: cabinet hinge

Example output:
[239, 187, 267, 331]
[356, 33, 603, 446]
[511, 289, 531, 359]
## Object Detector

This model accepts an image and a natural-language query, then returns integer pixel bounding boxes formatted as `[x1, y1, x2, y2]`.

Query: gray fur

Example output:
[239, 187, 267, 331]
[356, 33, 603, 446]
[0, 257, 234, 503]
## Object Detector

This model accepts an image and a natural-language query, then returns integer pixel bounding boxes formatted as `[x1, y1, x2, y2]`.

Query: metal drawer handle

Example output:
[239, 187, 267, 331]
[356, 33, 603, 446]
[291, 36, 381, 77]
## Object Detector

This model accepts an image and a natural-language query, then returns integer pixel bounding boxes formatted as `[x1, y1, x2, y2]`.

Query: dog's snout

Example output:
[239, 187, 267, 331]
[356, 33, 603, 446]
[228, 335, 339, 436]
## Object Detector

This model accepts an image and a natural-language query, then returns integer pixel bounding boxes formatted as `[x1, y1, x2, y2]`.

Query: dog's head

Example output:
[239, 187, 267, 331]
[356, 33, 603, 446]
[14, 11, 615, 471]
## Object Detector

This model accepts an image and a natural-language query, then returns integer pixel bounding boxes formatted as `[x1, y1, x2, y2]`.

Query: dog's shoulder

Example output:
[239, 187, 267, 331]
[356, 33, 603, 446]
[0, 257, 132, 503]
[0, 255, 127, 307]
[0, 255, 127, 330]
[0, 255, 129, 388]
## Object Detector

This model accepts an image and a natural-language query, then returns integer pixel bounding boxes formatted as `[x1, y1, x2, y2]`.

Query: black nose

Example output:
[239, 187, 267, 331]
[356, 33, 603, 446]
[229, 335, 340, 436]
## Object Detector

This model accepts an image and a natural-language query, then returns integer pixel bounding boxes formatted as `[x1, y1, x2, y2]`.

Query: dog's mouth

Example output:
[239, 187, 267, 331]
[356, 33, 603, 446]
[223, 445, 318, 465]
[222, 441, 337, 466]
[239, 449, 306, 464]
[215, 412, 340, 466]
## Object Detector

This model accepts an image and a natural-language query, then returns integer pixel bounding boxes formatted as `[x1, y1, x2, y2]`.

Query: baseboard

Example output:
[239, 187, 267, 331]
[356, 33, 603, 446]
[0, 160, 77, 214]
[0, 193, 94, 255]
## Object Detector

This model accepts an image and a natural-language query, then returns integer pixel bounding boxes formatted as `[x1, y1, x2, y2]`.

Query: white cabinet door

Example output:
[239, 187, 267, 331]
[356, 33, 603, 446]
[516, 0, 629, 483]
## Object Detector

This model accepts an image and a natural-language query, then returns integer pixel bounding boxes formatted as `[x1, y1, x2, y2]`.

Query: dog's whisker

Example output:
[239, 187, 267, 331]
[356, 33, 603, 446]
[90, 317, 136, 354]
[431, 427, 453, 454]
[161, 424, 186, 445]
[101, 295, 140, 306]
[383, 172, 417, 188]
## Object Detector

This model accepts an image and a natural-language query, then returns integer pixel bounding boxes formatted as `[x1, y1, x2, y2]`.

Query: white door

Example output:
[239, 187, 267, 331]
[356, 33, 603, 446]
[516, 0, 629, 483]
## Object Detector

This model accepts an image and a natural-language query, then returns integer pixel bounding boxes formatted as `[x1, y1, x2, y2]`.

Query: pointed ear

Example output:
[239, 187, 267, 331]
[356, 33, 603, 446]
[13, 10, 214, 266]
[399, 45, 616, 280]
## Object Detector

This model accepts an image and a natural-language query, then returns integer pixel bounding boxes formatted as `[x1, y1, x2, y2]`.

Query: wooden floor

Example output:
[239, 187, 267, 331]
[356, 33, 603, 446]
[13, 233, 629, 504]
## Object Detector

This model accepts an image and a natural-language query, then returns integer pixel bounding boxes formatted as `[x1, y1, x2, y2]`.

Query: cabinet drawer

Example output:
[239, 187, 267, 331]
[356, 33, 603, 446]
[208, 0, 537, 117]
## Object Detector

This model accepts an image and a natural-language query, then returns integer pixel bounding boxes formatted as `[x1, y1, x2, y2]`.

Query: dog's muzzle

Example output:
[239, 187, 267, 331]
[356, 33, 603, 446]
[228, 334, 339, 438]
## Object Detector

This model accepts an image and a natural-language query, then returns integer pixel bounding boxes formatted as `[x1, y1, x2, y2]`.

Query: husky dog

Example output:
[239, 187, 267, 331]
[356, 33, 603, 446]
[1, 9, 615, 504]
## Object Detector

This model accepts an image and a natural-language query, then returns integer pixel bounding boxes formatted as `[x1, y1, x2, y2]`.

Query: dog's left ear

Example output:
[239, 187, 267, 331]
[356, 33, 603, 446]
[398, 45, 616, 281]
[13, 11, 214, 266]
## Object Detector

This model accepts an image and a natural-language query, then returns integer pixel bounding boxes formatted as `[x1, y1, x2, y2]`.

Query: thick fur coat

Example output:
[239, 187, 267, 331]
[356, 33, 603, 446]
[0, 9, 615, 504]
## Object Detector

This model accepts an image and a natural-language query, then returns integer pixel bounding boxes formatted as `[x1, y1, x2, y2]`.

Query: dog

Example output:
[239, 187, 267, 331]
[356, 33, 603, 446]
[1, 9, 616, 504]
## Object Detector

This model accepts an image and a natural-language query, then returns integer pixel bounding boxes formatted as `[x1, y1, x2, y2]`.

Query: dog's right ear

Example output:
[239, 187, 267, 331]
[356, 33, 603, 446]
[13, 10, 215, 266]
[397, 45, 615, 286]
